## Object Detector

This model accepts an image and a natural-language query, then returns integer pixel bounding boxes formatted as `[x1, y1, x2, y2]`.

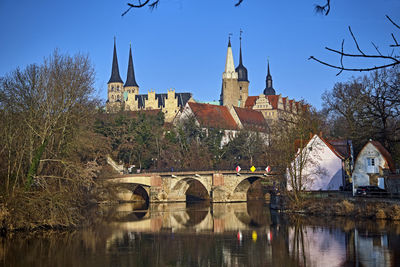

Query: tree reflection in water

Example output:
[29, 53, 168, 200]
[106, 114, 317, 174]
[2, 202, 400, 267]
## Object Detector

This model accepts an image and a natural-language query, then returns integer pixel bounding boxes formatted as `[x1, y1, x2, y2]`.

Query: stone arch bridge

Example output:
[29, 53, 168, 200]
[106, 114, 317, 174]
[105, 170, 280, 203]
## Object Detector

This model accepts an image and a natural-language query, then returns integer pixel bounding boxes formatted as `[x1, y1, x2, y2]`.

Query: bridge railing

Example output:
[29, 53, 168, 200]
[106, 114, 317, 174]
[127, 165, 283, 175]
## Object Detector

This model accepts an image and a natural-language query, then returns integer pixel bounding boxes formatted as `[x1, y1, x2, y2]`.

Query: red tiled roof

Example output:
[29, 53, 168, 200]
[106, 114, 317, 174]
[327, 139, 352, 158]
[370, 141, 395, 172]
[244, 96, 258, 108]
[319, 136, 345, 159]
[188, 102, 238, 130]
[266, 95, 279, 109]
[233, 106, 268, 131]
[282, 97, 287, 110]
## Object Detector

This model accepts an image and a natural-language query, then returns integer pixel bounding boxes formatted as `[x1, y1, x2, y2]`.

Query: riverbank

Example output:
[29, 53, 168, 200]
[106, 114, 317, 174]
[271, 194, 400, 220]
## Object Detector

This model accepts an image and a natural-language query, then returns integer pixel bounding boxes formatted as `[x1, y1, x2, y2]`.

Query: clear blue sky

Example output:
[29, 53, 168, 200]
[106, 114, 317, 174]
[1, 1, 399, 109]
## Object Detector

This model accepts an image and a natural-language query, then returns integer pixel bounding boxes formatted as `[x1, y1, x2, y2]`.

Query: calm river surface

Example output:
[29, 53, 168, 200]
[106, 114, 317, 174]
[2, 201, 400, 267]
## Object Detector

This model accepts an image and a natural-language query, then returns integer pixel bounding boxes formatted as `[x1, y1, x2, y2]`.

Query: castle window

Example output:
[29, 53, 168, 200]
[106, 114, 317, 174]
[111, 95, 114, 99]
[117, 86, 119, 91]
[111, 86, 114, 92]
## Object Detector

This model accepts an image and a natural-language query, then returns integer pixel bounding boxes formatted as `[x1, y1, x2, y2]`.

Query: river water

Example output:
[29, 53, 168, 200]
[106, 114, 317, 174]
[2, 201, 400, 267]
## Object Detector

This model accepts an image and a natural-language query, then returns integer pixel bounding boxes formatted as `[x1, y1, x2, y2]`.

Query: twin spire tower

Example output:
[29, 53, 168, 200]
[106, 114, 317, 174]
[220, 34, 275, 108]
[107, 38, 139, 111]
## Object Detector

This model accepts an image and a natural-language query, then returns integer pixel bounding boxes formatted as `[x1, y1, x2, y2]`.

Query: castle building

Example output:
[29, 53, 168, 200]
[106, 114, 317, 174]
[106, 39, 192, 122]
[219, 37, 306, 121]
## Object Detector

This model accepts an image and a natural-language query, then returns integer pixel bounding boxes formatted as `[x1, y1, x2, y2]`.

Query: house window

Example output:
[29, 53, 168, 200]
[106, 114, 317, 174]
[367, 158, 375, 166]
[366, 157, 378, 173]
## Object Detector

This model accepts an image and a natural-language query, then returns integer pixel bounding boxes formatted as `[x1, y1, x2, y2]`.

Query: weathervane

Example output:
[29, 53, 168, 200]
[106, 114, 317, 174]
[228, 33, 233, 42]
[240, 29, 243, 41]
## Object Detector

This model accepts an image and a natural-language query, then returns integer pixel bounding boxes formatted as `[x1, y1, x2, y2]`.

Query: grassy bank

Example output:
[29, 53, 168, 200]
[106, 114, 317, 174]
[280, 196, 400, 221]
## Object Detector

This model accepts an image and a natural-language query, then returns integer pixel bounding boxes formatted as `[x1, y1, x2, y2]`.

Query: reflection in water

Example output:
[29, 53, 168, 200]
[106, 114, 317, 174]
[2, 201, 400, 266]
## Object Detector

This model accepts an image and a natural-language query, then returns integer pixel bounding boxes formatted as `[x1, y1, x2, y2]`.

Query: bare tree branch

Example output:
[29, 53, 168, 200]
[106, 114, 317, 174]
[314, 0, 331, 16]
[235, 0, 244, 7]
[372, 42, 383, 57]
[309, 56, 399, 75]
[391, 33, 399, 47]
[338, 39, 345, 75]
[348, 26, 365, 56]
[122, 0, 159, 16]
[387, 15, 400, 30]
[310, 16, 400, 74]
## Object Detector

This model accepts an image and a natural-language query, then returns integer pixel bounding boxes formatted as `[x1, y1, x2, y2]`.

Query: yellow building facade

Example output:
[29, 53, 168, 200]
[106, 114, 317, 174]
[106, 39, 192, 122]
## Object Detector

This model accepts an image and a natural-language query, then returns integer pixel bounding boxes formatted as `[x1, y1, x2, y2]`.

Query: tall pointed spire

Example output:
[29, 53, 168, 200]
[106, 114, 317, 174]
[124, 43, 139, 87]
[236, 30, 248, 82]
[108, 37, 123, 84]
[223, 34, 238, 79]
[239, 30, 243, 65]
[264, 60, 276, 95]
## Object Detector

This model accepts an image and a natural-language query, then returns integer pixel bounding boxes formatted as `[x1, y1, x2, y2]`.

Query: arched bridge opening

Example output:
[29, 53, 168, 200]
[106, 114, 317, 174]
[116, 184, 150, 205]
[173, 178, 210, 203]
[233, 176, 266, 201]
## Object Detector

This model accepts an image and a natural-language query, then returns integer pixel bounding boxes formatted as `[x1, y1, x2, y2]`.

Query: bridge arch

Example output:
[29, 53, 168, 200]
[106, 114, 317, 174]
[172, 177, 210, 202]
[231, 176, 264, 201]
[116, 184, 150, 203]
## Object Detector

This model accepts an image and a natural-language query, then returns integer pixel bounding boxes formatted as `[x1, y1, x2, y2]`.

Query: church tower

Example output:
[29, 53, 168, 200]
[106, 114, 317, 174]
[263, 61, 276, 95]
[220, 37, 239, 107]
[107, 38, 124, 112]
[124, 43, 139, 111]
[235, 33, 249, 108]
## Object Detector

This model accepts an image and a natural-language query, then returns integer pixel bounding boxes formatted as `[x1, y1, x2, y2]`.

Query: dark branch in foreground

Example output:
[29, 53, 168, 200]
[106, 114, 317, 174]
[235, 0, 244, 7]
[314, 0, 331, 15]
[310, 15, 400, 75]
[122, 0, 160, 16]
[123, 1, 330, 16]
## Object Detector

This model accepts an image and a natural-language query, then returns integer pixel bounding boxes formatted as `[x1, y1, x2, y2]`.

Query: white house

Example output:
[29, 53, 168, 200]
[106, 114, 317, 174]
[287, 134, 346, 191]
[352, 140, 395, 194]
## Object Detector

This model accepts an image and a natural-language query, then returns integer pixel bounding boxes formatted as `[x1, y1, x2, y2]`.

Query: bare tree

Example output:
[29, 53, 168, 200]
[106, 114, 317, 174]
[0, 50, 100, 193]
[322, 67, 400, 158]
[268, 107, 323, 204]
